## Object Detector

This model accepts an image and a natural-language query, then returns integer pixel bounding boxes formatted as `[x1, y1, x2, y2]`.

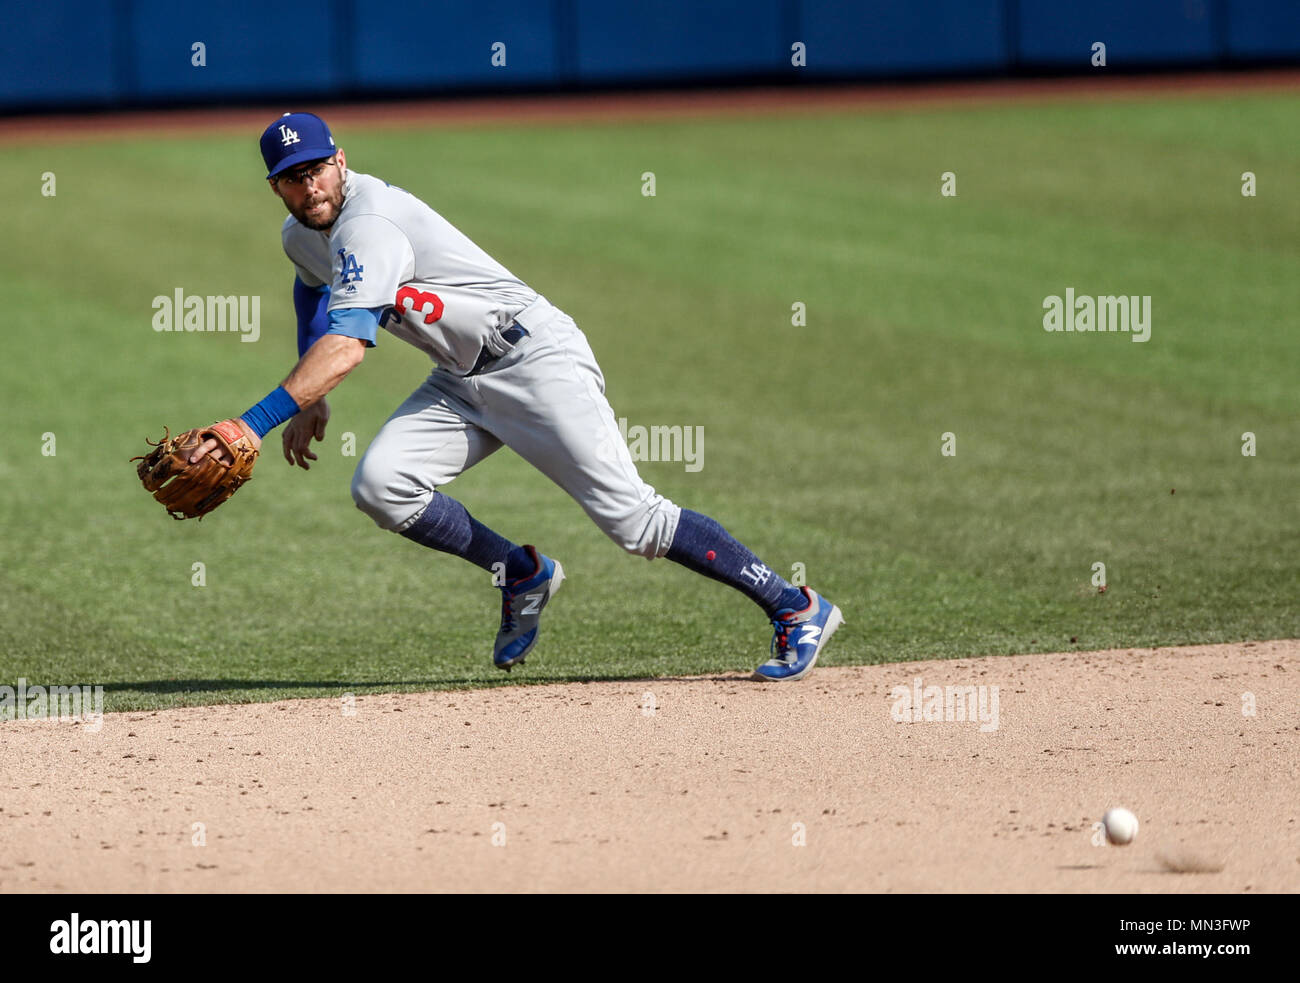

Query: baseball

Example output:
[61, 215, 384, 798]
[1102, 807, 1139, 845]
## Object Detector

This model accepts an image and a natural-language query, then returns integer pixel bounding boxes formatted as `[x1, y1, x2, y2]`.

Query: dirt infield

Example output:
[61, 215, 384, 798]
[2, 640, 1296, 893]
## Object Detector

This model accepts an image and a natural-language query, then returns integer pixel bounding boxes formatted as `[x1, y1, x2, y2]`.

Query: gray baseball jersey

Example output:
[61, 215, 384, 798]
[281, 168, 681, 557]
[282, 169, 538, 374]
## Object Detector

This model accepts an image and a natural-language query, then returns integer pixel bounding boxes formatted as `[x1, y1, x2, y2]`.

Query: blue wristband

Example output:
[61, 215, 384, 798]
[241, 386, 300, 439]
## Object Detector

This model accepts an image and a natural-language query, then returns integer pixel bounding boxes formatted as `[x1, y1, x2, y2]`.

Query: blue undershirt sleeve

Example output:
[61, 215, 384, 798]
[325, 307, 383, 347]
[293, 277, 331, 358]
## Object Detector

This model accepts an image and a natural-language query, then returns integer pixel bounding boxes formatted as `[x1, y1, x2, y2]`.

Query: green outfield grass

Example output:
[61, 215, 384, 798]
[2, 90, 1297, 711]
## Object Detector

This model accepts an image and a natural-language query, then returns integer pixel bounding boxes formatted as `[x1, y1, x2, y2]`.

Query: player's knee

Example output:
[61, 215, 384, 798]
[599, 499, 681, 559]
[349, 460, 388, 526]
[350, 456, 423, 531]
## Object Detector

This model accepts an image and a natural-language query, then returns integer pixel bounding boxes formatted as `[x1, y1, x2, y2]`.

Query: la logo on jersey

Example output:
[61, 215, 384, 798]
[337, 249, 364, 294]
[279, 124, 300, 147]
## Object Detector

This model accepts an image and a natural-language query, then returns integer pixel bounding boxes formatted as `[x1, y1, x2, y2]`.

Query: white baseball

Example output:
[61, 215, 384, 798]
[1102, 807, 1139, 845]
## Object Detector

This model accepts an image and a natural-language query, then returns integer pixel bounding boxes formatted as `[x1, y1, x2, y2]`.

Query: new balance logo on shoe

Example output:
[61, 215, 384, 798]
[494, 553, 565, 671]
[756, 588, 843, 682]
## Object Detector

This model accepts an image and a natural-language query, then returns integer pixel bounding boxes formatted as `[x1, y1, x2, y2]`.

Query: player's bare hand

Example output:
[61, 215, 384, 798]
[189, 437, 225, 465]
[188, 423, 261, 465]
[283, 397, 330, 470]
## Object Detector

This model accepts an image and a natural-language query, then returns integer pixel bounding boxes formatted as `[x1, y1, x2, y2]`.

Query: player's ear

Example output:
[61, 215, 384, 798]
[335, 148, 346, 172]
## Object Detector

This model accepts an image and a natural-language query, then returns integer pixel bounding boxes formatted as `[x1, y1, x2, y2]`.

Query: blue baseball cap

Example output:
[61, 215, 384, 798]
[260, 112, 337, 179]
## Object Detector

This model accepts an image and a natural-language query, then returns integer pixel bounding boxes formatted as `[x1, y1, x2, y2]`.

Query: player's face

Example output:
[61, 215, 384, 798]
[270, 148, 348, 230]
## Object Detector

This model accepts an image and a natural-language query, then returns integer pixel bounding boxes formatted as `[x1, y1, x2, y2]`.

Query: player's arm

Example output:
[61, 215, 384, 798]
[278, 216, 410, 467]
[282, 332, 367, 406]
[278, 304, 383, 468]
[188, 307, 377, 468]
[282, 331, 366, 406]
[281, 276, 333, 469]
[294, 275, 332, 357]
[280, 276, 332, 466]
[193, 217, 407, 468]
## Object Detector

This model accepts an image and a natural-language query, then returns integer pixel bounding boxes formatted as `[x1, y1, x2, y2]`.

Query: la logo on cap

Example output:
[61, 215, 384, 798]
[260, 112, 337, 179]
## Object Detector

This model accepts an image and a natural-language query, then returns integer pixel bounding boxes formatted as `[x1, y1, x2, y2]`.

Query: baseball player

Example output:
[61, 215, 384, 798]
[191, 112, 843, 680]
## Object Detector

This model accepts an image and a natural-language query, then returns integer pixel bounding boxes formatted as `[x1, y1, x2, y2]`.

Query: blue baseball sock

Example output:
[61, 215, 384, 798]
[666, 509, 806, 617]
[399, 492, 535, 581]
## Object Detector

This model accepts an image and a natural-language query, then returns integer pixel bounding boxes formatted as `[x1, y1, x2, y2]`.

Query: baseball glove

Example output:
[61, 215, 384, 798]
[131, 419, 260, 520]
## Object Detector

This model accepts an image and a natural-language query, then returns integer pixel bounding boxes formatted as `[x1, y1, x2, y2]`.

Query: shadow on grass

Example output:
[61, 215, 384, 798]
[103, 671, 759, 697]
[104, 679, 449, 694]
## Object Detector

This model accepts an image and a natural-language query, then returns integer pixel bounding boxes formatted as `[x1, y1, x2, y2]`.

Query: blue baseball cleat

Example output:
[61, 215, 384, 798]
[494, 546, 565, 671]
[755, 587, 844, 682]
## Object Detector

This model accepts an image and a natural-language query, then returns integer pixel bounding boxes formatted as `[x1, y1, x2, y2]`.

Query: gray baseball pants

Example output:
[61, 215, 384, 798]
[350, 296, 681, 558]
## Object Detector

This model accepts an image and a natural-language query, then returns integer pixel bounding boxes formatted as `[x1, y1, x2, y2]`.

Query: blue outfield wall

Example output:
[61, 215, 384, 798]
[572, 0, 786, 80]
[1017, 0, 1217, 66]
[353, 1, 562, 89]
[124, 0, 347, 100]
[1, 0, 1298, 111]
[0, 4, 118, 108]
[798, 0, 1009, 75]
[1224, 0, 1300, 58]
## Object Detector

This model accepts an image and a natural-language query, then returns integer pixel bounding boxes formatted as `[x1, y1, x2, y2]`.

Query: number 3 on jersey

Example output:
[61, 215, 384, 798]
[394, 286, 444, 325]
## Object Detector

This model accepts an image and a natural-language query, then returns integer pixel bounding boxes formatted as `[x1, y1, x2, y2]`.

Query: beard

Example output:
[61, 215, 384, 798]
[294, 184, 345, 230]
